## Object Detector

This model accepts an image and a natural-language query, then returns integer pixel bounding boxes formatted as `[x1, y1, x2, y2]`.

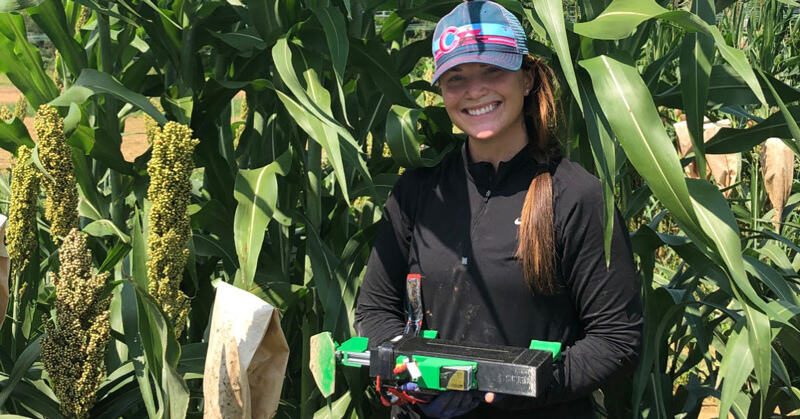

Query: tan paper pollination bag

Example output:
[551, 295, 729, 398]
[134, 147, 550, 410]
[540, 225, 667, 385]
[204, 282, 289, 419]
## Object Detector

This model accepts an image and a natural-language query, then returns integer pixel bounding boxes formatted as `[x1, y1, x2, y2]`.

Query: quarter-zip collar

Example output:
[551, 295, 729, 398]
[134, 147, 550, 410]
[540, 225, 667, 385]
[461, 140, 535, 191]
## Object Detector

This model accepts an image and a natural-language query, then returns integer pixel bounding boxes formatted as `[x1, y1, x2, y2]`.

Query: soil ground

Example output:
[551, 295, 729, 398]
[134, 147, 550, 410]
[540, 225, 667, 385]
[0, 85, 150, 169]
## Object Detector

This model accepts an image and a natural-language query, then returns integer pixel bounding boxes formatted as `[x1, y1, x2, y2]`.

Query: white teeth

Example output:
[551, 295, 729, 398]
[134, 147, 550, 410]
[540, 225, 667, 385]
[466, 102, 498, 116]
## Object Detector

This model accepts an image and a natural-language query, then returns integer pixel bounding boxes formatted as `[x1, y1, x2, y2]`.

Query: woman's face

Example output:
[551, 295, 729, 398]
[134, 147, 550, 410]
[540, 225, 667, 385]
[439, 62, 532, 142]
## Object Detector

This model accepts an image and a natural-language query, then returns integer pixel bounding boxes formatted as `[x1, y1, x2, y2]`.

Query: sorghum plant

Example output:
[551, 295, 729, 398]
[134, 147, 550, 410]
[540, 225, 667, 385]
[146, 121, 198, 337]
[6, 145, 40, 274]
[34, 105, 78, 242]
[41, 229, 111, 418]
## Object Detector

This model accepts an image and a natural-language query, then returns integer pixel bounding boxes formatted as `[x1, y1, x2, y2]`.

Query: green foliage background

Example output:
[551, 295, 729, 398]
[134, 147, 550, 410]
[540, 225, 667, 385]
[0, 0, 797, 418]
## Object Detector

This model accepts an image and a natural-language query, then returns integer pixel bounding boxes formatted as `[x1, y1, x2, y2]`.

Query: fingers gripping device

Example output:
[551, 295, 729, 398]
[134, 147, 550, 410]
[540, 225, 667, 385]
[309, 275, 562, 406]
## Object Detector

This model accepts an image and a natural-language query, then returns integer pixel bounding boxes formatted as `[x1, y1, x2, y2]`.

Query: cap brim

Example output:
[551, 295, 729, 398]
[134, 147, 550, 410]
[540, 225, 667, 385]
[431, 51, 522, 85]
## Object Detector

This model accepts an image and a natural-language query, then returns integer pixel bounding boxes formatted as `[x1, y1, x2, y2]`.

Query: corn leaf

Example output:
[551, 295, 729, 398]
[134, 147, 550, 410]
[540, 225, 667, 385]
[0, 336, 41, 408]
[655, 65, 800, 108]
[232, 150, 292, 289]
[573, 0, 767, 107]
[49, 69, 167, 125]
[530, 0, 582, 110]
[579, 55, 703, 241]
[0, 118, 34, 154]
[0, 0, 43, 11]
[119, 281, 157, 418]
[576, 75, 617, 265]
[679, 0, 714, 178]
[28, 0, 87, 76]
[0, 13, 60, 108]
[133, 283, 189, 419]
[705, 106, 800, 154]
[718, 321, 754, 418]
[761, 68, 800, 157]
[313, 390, 352, 419]
[312, 7, 350, 126]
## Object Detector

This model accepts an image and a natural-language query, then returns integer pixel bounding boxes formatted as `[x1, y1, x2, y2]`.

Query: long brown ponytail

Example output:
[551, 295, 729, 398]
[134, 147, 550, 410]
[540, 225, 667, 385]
[515, 55, 560, 295]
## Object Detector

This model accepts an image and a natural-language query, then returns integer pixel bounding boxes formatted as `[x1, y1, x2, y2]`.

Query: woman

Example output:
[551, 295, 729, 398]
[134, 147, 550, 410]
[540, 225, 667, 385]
[354, 1, 643, 417]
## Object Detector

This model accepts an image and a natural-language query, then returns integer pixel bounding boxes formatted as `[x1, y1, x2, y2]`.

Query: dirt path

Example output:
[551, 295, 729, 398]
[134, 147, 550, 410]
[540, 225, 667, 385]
[0, 87, 152, 170]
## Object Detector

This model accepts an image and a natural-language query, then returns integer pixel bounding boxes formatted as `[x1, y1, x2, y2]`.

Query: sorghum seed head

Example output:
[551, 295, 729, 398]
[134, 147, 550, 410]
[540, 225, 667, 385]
[7, 145, 40, 274]
[41, 229, 111, 419]
[13, 96, 27, 120]
[146, 121, 198, 337]
[35, 105, 78, 242]
[0, 105, 13, 121]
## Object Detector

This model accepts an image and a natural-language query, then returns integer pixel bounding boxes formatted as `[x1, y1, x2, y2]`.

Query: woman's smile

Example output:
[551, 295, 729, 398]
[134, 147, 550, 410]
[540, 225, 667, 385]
[463, 101, 502, 117]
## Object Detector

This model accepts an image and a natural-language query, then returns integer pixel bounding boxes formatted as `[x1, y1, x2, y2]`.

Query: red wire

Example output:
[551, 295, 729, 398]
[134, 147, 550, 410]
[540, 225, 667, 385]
[377, 376, 392, 407]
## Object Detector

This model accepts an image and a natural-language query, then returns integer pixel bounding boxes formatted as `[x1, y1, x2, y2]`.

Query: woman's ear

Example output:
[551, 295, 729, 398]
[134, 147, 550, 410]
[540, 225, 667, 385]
[523, 70, 534, 95]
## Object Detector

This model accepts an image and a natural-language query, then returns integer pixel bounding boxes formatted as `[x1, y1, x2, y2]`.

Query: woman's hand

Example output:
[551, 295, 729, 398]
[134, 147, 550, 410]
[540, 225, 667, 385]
[417, 391, 481, 418]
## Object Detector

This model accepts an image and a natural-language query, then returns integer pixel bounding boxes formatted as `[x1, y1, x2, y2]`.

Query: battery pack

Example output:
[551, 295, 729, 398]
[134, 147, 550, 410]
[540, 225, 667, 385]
[370, 336, 553, 397]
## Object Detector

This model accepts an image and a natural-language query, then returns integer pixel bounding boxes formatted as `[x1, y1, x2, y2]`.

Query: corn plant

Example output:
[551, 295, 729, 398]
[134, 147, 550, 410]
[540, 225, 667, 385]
[0, 0, 796, 418]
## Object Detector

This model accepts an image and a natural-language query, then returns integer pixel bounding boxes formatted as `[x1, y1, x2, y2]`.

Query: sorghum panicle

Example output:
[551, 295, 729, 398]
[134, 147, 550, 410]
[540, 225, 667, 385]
[41, 229, 111, 419]
[7, 145, 40, 274]
[75, 6, 91, 32]
[146, 121, 198, 336]
[35, 105, 79, 243]
[13, 95, 27, 120]
[143, 98, 163, 145]
[0, 105, 13, 121]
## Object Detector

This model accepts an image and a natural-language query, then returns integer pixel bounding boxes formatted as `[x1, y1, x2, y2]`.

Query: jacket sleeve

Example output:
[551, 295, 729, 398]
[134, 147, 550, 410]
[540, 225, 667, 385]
[497, 174, 643, 410]
[354, 174, 416, 347]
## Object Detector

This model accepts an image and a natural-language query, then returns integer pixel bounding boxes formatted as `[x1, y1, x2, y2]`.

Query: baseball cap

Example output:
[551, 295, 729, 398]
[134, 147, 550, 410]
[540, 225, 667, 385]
[430, 0, 529, 85]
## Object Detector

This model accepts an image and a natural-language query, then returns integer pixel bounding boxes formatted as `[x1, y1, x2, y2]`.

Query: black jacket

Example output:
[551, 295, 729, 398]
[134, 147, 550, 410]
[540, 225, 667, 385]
[354, 141, 643, 418]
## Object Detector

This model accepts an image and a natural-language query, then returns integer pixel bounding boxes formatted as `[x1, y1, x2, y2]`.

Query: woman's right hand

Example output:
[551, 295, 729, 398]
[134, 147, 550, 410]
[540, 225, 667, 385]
[417, 391, 481, 418]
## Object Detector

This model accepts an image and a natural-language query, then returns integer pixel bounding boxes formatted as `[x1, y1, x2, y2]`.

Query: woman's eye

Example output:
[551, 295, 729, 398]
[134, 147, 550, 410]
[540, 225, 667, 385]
[446, 75, 464, 84]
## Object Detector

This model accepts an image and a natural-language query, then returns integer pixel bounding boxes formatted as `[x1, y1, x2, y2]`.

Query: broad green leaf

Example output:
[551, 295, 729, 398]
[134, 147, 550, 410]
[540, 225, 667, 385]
[50, 69, 167, 124]
[579, 55, 702, 241]
[232, 151, 292, 288]
[679, 0, 714, 178]
[98, 241, 131, 272]
[83, 219, 131, 243]
[385, 105, 453, 168]
[572, 0, 667, 38]
[573, 0, 767, 107]
[272, 38, 372, 201]
[686, 179, 791, 328]
[0, 0, 43, 11]
[655, 65, 800, 108]
[0, 336, 41, 408]
[576, 75, 616, 263]
[28, 0, 88, 76]
[531, 0, 581, 110]
[209, 29, 267, 53]
[2, 380, 62, 418]
[718, 321, 754, 418]
[0, 117, 34, 154]
[312, 7, 350, 126]
[705, 106, 800, 154]
[0, 13, 60, 107]
[133, 283, 189, 419]
[744, 256, 799, 305]
[313, 390, 352, 419]
[120, 281, 157, 418]
[761, 68, 800, 156]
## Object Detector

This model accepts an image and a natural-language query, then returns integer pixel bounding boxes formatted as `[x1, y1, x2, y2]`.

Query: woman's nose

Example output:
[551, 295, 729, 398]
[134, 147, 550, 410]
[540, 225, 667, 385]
[464, 78, 488, 99]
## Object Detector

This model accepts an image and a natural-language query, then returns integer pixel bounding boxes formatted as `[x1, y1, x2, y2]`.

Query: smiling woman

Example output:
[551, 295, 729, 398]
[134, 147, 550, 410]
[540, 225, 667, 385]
[355, 1, 643, 418]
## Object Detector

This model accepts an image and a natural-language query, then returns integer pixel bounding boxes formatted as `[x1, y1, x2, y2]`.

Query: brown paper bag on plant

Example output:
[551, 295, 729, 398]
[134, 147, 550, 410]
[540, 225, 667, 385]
[760, 138, 795, 230]
[674, 119, 740, 197]
[203, 282, 289, 419]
